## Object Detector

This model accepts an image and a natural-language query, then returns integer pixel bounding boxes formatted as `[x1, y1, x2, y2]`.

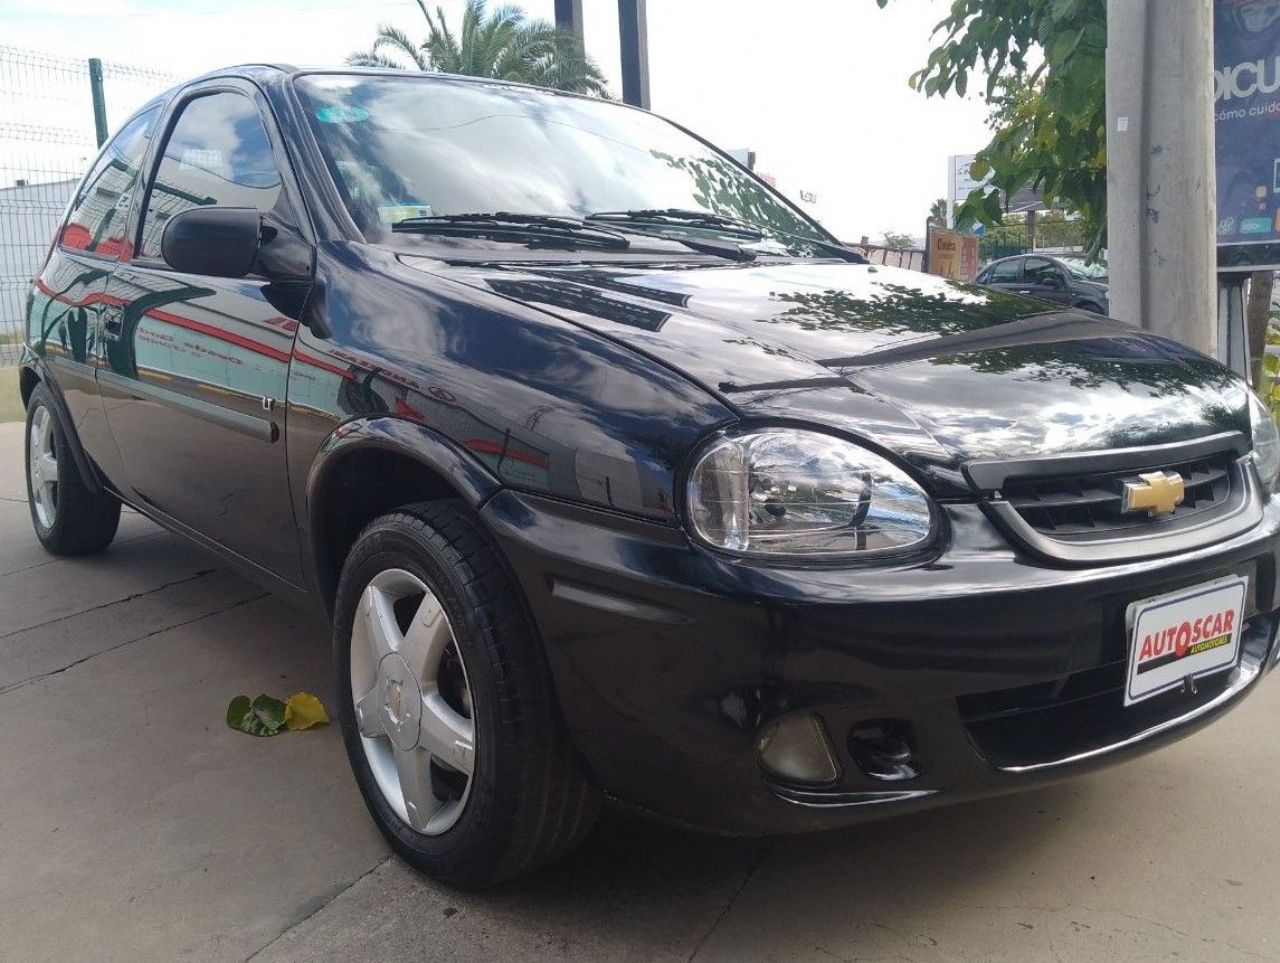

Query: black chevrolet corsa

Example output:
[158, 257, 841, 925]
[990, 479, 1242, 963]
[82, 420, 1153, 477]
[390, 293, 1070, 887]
[21, 66, 1280, 887]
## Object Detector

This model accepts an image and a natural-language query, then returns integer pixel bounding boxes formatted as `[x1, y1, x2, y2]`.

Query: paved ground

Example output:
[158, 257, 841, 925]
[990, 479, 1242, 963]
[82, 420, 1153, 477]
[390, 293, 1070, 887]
[0, 419, 1278, 963]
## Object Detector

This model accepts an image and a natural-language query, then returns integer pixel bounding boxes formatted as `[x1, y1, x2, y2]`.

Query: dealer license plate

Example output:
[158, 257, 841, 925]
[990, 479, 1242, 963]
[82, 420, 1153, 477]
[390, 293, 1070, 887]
[1124, 576, 1247, 707]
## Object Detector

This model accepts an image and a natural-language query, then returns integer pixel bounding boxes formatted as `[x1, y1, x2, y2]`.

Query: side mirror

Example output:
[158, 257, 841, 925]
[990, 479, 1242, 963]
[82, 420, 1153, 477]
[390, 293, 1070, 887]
[161, 206, 261, 278]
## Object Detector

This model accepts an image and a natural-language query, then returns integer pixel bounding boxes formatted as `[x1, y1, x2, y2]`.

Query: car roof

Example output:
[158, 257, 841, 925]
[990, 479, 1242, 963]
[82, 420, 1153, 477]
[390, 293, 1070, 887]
[163, 63, 613, 106]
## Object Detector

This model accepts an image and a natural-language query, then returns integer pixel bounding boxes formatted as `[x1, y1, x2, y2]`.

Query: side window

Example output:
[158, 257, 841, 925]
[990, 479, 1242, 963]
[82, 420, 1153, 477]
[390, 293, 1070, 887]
[988, 259, 1021, 283]
[139, 92, 288, 259]
[1024, 257, 1064, 288]
[59, 106, 159, 258]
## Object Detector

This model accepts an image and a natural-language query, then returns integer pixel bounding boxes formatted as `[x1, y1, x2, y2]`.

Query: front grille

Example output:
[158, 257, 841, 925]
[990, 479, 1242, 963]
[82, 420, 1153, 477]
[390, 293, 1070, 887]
[1002, 453, 1235, 538]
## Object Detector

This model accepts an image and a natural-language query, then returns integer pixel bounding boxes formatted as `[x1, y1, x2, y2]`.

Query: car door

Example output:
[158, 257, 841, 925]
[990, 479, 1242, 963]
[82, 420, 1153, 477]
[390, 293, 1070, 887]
[99, 81, 313, 583]
[27, 105, 161, 490]
[979, 257, 1024, 293]
[1022, 256, 1072, 305]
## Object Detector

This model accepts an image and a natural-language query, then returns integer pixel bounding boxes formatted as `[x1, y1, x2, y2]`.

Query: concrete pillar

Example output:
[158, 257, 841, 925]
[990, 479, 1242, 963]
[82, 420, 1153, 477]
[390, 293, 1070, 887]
[1106, 0, 1218, 355]
[618, 0, 651, 109]
[554, 0, 583, 42]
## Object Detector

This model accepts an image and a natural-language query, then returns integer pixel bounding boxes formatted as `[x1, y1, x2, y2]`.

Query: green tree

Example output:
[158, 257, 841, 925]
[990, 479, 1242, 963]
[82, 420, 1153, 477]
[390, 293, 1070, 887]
[882, 230, 914, 250]
[348, 0, 609, 97]
[876, 0, 1106, 254]
[928, 197, 948, 228]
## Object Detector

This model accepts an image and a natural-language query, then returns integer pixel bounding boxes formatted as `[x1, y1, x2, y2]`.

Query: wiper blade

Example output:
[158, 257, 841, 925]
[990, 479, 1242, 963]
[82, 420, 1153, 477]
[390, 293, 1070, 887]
[587, 208, 764, 238]
[588, 208, 866, 263]
[392, 212, 631, 250]
[396, 211, 754, 262]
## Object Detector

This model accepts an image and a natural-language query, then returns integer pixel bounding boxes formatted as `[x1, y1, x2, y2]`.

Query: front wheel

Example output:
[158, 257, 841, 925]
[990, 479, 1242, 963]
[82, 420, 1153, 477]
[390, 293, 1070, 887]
[25, 382, 120, 555]
[333, 502, 598, 888]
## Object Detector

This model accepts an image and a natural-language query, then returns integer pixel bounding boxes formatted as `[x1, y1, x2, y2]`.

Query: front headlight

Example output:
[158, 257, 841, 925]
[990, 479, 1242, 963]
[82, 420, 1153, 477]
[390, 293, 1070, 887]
[1249, 390, 1280, 491]
[685, 428, 936, 558]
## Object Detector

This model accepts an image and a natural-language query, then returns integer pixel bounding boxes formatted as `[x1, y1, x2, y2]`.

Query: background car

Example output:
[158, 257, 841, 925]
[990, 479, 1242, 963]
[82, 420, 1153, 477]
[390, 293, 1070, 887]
[976, 253, 1110, 314]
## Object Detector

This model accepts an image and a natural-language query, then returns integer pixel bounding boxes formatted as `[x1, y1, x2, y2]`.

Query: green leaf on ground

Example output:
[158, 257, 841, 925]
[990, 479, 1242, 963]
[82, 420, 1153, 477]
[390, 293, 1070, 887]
[226, 694, 288, 737]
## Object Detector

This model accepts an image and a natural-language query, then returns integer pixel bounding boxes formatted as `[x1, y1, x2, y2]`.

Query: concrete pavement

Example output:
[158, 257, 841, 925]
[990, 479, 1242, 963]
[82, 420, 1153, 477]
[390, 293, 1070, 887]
[0, 419, 1277, 963]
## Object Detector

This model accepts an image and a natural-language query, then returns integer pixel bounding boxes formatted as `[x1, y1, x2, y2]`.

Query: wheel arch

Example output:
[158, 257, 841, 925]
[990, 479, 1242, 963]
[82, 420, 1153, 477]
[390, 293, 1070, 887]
[305, 417, 503, 613]
[19, 363, 39, 409]
[21, 360, 105, 496]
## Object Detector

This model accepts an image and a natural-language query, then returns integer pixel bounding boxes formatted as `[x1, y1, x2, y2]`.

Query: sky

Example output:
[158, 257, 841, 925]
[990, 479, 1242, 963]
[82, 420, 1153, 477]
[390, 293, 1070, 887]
[0, 0, 993, 242]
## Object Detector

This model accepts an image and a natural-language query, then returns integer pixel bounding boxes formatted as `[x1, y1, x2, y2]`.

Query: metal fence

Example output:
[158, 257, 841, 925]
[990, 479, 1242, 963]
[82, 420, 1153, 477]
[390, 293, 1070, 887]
[0, 46, 176, 366]
[848, 243, 926, 272]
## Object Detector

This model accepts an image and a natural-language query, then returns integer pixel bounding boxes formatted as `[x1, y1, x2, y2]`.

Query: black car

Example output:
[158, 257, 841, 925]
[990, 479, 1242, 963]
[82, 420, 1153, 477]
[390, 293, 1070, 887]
[20, 66, 1280, 888]
[976, 253, 1110, 314]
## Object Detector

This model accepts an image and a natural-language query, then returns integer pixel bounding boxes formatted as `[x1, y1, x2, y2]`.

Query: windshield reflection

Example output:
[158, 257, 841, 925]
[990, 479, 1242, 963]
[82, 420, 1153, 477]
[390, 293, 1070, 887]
[294, 73, 832, 256]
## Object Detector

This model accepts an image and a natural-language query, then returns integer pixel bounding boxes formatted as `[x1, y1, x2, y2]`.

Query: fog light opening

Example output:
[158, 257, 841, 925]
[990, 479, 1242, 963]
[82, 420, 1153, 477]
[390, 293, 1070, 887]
[848, 720, 921, 782]
[757, 713, 841, 787]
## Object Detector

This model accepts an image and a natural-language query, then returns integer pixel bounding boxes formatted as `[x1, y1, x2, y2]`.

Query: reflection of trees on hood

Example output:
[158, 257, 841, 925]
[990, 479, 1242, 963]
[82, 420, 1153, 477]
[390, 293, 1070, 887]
[758, 281, 1245, 405]
[649, 150, 814, 239]
[761, 283, 1033, 338]
[929, 339, 1242, 397]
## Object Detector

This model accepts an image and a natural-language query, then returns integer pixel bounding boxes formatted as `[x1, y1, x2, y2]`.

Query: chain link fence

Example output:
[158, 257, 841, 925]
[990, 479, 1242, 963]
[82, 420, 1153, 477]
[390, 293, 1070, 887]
[0, 46, 176, 367]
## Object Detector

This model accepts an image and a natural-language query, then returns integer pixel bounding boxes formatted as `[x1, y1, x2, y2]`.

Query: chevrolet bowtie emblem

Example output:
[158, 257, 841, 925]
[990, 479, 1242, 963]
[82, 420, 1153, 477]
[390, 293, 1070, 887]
[1122, 470, 1186, 517]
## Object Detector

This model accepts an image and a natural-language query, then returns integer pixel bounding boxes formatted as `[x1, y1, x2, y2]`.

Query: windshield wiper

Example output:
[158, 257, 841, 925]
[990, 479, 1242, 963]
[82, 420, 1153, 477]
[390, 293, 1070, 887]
[392, 212, 631, 250]
[587, 208, 765, 239]
[588, 208, 866, 263]
[395, 211, 756, 262]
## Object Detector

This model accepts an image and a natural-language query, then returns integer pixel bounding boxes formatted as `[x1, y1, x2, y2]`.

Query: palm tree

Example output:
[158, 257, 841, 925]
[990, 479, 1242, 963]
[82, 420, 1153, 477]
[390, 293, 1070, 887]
[347, 0, 610, 97]
[928, 197, 948, 228]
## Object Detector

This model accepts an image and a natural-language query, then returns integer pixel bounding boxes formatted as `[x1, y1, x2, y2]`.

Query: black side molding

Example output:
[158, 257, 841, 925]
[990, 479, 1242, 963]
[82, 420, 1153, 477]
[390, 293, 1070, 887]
[97, 370, 279, 443]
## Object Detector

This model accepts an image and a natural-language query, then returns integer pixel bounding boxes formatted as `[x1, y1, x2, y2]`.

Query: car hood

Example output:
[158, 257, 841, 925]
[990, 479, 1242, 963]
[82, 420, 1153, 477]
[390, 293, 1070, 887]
[405, 258, 1248, 497]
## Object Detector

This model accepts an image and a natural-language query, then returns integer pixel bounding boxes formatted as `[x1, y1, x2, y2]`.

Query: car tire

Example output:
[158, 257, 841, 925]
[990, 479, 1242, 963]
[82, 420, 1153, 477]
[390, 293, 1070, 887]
[24, 382, 121, 556]
[333, 501, 598, 889]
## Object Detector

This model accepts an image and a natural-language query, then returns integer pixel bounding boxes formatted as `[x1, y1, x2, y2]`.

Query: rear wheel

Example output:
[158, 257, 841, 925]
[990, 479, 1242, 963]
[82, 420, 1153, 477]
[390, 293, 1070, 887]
[333, 502, 598, 888]
[25, 382, 120, 555]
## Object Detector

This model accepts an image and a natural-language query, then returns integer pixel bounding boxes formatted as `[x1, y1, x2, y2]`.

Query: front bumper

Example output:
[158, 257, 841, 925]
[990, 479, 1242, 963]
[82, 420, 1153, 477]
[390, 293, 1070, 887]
[481, 491, 1280, 835]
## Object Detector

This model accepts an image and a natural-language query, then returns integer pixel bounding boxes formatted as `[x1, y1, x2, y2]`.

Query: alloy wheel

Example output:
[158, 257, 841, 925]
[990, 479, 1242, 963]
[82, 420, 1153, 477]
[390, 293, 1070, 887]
[351, 568, 476, 835]
[28, 404, 59, 529]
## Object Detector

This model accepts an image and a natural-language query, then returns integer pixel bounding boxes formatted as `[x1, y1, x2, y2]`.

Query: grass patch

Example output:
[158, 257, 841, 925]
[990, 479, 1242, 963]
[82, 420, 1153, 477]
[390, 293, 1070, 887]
[0, 367, 25, 424]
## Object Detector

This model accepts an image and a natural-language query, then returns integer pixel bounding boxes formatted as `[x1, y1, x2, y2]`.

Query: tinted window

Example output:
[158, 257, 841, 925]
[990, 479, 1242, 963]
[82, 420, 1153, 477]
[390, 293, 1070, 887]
[987, 259, 1021, 283]
[1024, 257, 1064, 287]
[59, 106, 159, 258]
[294, 74, 832, 256]
[139, 92, 287, 258]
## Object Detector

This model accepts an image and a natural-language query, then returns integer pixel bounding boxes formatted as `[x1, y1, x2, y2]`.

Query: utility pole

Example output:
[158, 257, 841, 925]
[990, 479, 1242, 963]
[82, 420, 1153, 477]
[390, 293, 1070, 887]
[553, 0, 582, 42]
[618, 0, 651, 109]
[1106, 1, 1218, 356]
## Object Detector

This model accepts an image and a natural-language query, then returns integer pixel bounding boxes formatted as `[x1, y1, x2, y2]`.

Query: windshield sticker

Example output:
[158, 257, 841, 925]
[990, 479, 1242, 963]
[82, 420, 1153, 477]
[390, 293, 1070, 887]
[378, 204, 433, 227]
[316, 104, 369, 124]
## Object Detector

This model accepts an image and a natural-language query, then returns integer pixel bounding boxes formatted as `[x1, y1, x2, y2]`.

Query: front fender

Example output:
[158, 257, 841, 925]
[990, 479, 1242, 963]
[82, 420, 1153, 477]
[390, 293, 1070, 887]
[302, 415, 505, 610]
[305, 415, 501, 513]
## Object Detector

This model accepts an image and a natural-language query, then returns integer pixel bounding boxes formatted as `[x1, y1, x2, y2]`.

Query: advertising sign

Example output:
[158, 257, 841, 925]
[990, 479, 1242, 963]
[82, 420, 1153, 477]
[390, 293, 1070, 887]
[1215, 0, 1280, 271]
[928, 228, 980, 282]
[947, 154, 1046, 222]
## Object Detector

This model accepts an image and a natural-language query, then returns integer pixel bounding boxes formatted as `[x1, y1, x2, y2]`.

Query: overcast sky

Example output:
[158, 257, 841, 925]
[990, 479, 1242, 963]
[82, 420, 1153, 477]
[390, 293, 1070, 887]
[0, 0, 993, 242]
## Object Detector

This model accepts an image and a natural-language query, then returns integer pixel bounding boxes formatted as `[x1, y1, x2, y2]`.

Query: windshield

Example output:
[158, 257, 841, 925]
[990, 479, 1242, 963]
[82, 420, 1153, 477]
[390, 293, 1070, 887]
[294, 73, 833, 255]
[1059, 256, 1108, 280]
